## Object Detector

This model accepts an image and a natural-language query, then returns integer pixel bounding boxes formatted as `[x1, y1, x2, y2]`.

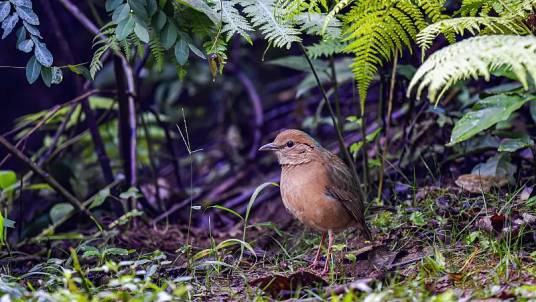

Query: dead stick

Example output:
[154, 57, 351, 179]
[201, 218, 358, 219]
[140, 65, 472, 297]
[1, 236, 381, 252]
[0, 135, 103, 229]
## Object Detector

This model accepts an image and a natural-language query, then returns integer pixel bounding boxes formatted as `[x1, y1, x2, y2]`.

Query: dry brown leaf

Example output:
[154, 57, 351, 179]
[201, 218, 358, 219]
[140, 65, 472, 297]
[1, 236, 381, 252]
[455, 174, 508, 193]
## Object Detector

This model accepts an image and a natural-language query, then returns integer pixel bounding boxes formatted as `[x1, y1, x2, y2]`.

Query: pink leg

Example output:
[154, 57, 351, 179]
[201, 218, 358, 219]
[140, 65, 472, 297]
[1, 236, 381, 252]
[321, 230, 334, 275]
[308, 232, 326, 269]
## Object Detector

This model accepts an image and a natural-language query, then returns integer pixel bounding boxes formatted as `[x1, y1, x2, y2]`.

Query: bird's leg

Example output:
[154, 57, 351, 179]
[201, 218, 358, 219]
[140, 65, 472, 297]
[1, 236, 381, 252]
[308, 232, 326, 269]
[321, 230, 334, 275]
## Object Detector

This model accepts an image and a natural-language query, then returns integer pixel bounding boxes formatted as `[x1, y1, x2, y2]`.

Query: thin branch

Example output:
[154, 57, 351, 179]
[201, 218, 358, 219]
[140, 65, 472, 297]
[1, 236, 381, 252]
[236, 71, 264, 159]
[0, 135, 102, 229]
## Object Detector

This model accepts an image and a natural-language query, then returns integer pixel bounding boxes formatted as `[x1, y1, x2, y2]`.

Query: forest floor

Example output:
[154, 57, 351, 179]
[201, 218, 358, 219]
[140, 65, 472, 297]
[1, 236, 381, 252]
[2, 185, 536, 301]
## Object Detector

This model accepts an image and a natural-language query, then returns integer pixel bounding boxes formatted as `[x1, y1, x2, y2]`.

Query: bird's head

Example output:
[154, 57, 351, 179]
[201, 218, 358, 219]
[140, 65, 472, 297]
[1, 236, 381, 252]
[259, 129, 321, 165]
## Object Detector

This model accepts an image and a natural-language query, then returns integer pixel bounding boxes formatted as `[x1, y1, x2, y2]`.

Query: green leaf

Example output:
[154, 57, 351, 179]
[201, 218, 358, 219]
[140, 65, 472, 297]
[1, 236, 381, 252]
[3, 218, 15, 228]
[160, 22, 177, 49]
[1, 13, 19, 39]
[120, 187, 142, 199]
[187, 42, 205, 59]
[498, 135, 534, 152]
[49, 203, 74, 224]
[147, 0, 157, 17]
[449, 94, 533, 145]
[15, 5, 37, 25]
[106, 0, 123, 12]
[89, 188, 110, 209]
[16, 38, 32, 52]
[128, 0, 147, 19]
[409, 211, 426, 226]
[23, 21, 40, 37]
[15, 25, 25, 43]
[41, 66, 52, 87]
[116, 16, 135, 41]
[33, 40, 53, 67]
[68, 65, 92, 81]
[153, 10, 166, 31]
[0, 170, 16, 189]
[112, 3, 130, 24]
[103, 247, 128, 257]
[174, 39, 189, 65]
[267, 56, 328, 72]
[25, 55, 40, 84]
[134, 21, 149, 43]
[11, 0, 31, 8]
[0, 2, 10, 23]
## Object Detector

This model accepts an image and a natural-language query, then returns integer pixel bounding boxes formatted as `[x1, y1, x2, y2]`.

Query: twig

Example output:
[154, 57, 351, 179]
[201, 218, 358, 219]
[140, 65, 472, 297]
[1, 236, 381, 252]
[0, 135, 102, 229]
[57, 0, 102, 38]
[236, 71, 264, 159]
[0, 105, 61, 168]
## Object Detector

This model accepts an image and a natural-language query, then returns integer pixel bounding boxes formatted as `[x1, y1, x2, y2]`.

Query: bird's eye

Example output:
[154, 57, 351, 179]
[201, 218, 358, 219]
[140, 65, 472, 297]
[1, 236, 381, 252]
[286, 140, 294, 148]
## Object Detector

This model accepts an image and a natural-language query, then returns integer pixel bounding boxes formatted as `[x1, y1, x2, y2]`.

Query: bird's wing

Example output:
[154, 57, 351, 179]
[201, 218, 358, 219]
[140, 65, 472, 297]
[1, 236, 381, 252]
[323, 153, 371, 239]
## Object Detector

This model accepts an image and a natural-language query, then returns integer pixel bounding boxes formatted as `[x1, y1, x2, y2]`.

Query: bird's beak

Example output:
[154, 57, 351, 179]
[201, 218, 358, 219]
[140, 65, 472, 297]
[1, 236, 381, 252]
[259, 143, 278, 152]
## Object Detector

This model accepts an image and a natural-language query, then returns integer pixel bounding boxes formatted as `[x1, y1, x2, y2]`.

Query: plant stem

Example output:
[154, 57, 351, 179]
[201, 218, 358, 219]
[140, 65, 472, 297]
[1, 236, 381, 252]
[329, 57, 343, 130]
[377, 55, 398, 203]
[113, 56, 138, 201]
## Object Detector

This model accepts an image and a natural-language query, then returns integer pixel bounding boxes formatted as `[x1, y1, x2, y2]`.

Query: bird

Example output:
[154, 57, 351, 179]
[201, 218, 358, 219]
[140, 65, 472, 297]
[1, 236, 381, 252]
[259, 129, 371, 275]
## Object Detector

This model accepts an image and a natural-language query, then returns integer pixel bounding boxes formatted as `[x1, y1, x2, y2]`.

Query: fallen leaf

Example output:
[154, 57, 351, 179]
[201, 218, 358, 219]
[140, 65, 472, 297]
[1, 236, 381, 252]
[455, 174, 508, 193]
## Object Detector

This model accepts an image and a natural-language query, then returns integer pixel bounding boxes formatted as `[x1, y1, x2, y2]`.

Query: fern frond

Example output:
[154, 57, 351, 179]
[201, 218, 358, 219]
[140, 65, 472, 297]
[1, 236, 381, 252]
[419, 0, 449, 22]
[458, 0, 536, 17]
[408, 35, 536, 103]
[322, 0, 352, 35]
[213, 0, 253, 43]
[90, 43, 110, 79]
[342, 0, 426, 106]
[149, 36, 165, 71]
[306, 38, 346, 58]
[240, 0, 302, 49]
[417, 16, 530, 51]
[295, 12, 341, 37]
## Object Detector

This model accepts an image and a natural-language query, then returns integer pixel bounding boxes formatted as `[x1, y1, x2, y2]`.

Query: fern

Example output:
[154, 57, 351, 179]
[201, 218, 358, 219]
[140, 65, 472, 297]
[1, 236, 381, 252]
[240, 0, 302, 49]
[306, 38, 346, 58]
[417, 16, 530, 51]
[321, 0, 352, 35]
[149, 37, 165, 71]
[458, 0, 536, 17]
[342, 0, 431, 108]
[408, 35, 536, 103]
[213, 0, 253, 43]
[295, 12, 342, 37]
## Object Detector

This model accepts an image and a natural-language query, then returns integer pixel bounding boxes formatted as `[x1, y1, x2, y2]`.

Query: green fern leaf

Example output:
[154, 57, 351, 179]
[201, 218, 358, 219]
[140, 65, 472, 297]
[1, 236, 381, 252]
[306, 38, 346, 58]
[149, 36, 165, 71]
[417, 16, 530, 52]
[240, 0, 302, 49]
[408, 35, 536, 103]
[214, 0, 253, 43]
[342, 0, 426, 108]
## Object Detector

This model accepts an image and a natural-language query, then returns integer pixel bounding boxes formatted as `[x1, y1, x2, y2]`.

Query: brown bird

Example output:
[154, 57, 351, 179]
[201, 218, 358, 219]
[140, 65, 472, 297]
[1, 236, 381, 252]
[259, 129, 371, 274]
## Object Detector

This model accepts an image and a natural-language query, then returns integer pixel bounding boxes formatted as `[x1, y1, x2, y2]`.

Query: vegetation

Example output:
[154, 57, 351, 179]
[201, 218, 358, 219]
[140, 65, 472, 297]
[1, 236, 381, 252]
[0, 0, 536, 300]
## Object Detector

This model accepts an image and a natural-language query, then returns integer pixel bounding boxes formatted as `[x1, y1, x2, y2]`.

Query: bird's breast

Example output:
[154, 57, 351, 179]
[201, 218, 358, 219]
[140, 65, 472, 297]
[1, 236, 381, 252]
[280, 161, 354, 232]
